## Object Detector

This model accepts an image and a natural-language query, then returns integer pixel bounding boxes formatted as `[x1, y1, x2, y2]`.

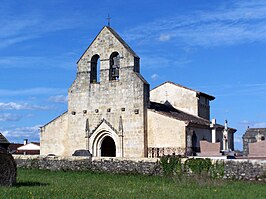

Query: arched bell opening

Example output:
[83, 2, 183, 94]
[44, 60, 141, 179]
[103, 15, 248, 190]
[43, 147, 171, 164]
[109, 52, 120, 80]
[90, 54, 100, 83]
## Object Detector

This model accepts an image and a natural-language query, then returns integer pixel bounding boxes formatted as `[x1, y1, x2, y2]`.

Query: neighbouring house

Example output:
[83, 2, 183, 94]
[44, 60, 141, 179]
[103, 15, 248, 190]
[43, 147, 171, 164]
[40, 26, 236, 157]
[243, 128, 266, 156]
[10, 139, 40, 155]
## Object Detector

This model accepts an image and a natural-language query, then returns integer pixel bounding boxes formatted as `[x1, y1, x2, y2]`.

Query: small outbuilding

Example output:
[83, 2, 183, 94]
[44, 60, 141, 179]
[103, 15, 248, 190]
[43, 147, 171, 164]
[242, 128, 266, 156]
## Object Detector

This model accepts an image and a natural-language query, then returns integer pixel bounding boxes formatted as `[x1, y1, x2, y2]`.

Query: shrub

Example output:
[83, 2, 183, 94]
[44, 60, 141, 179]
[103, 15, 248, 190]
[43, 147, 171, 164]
[184, 158, 212, 175]
[160, 156, 225, 180]
[160, 155, 182, 177]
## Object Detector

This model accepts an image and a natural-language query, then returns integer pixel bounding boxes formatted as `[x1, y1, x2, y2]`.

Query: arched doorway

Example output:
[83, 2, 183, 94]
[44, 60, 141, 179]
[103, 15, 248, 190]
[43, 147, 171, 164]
[101, 136, 116, 157]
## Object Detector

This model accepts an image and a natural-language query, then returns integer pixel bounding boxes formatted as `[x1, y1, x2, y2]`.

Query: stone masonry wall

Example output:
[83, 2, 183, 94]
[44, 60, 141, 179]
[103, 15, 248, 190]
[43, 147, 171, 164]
[14, 156, 161, 175]
[41, 27, 149, 157]
[14, 156, 266, 181]
[223, 159, 266, 181]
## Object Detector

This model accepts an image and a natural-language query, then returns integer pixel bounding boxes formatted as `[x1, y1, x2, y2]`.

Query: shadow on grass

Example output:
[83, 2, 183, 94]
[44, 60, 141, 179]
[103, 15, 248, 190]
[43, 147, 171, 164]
[15, 181, 49, 187]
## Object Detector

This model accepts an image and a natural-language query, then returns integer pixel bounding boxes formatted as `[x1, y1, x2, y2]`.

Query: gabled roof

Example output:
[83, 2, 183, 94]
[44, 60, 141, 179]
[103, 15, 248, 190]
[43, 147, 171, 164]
[17, 142, 40, 150]
[149, 101, 236, 132]
[77, 26, 139, 64]
[149, 101, 211, 127]
[151, 81, 215, 100]
[0, 132, 9, 144]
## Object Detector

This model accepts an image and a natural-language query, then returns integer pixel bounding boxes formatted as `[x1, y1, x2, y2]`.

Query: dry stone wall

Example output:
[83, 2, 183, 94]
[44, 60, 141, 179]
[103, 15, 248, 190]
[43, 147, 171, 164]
[14, 156, 161, 175]
[223, 159, 266, 181]
[13, 156, 266, 181]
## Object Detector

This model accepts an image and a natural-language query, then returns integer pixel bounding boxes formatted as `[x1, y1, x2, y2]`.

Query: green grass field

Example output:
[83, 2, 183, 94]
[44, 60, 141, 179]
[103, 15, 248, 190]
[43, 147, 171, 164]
[0, 168, 265, 198]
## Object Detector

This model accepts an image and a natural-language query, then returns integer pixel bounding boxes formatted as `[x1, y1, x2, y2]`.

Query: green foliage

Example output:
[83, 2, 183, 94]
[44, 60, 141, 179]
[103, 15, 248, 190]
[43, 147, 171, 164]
[160, 155, 182, 177]
[160, 156, 225, 181]
[209, 161, 224, 179]
[185, 158, 212, 175]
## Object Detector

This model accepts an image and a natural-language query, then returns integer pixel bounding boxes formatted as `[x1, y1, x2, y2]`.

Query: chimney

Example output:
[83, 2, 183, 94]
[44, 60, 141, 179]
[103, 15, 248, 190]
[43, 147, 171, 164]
[24, 139, 28, 145]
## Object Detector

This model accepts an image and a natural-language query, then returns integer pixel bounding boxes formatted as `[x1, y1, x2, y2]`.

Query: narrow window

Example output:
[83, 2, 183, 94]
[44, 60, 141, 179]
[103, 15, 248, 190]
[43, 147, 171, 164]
[109, 52, 120, 80]
[90, 54, 100, 83]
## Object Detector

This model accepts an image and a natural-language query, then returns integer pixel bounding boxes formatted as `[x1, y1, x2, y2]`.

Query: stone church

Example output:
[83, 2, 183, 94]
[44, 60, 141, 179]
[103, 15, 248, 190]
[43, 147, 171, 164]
[40, 26, 236, 157]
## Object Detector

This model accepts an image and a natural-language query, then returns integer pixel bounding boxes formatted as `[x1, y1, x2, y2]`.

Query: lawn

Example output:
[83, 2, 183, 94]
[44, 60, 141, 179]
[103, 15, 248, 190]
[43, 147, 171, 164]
[0, 169, 265, 199]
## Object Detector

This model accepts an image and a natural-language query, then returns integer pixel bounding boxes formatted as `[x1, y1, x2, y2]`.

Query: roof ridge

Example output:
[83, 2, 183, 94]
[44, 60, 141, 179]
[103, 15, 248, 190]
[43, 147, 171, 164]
[151, 81, 215, 100]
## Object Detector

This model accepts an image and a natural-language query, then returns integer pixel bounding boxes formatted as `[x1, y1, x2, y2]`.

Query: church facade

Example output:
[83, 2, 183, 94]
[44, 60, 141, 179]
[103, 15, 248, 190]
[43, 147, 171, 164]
[40, 26, 236, 157]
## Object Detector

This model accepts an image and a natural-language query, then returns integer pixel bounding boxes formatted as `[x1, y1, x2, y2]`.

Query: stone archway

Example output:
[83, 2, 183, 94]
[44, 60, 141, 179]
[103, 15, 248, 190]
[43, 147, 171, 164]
[101, 136, 116, 157]
[89, 119, 122, 157]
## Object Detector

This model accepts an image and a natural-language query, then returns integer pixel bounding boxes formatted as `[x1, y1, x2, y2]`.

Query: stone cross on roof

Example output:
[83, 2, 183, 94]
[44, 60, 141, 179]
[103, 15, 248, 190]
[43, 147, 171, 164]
[107, 14, 111, 27]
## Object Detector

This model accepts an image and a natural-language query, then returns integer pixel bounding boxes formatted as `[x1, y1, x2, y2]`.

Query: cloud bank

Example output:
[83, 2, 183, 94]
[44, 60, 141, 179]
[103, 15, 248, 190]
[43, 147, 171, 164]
[124, 1, 266, 47]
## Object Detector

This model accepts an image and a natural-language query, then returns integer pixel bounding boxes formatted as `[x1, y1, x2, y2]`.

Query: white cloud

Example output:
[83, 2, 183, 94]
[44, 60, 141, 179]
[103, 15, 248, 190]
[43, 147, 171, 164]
[252, 122, 266, 128]
[0, 102, 50, 110]
[159, 34, 171, 42]
[1, 125, 41, 142]
[197, 83, 266, 98]
[0, 113, 22, 122]
[0, 9, 81, 49]
[124, 1, 266, 47]
[141, 56, 191, 69]
[49, 95, 68, 103]
[151, 74, 159, 81]
[238, 120, 266, 128]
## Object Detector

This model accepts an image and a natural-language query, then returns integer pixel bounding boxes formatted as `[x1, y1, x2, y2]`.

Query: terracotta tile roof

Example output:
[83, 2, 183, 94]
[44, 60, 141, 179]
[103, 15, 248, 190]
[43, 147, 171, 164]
[149, 101, 236, 132]
[9, 143, 23, 151]
[31, 142, 40, 146]
[149, 101, 211, 126]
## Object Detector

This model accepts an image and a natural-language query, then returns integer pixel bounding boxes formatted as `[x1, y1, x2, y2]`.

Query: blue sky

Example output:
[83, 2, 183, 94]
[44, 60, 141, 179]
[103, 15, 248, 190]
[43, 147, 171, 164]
[1, 0, 266, 150]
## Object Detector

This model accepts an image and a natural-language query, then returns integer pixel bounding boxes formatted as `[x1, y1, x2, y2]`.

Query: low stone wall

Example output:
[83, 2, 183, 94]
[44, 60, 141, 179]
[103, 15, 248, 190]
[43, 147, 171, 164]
[13, 155, 266, 181]
[223, 159, 266, 181]
[14, 155, 161, 175]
